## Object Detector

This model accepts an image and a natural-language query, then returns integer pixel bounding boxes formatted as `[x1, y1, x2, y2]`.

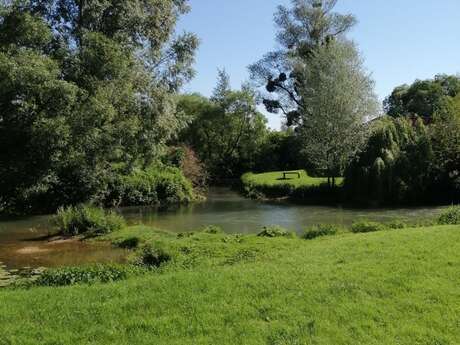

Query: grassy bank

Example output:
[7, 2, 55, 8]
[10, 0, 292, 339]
[241, 170, 343, 201]
[1, 223, 459, 344]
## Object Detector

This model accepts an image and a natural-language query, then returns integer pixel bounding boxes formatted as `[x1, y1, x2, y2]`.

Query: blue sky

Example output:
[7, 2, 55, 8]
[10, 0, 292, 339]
[177, 0, 460, 129]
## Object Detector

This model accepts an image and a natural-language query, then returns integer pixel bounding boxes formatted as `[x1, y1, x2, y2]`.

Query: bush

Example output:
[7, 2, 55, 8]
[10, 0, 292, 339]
[387, 219, 407, 229]
[54, 204, 125, 236]
[438, 206, 460, 225]
[202, 225, 224, 234]
[117, 237, 140, 249]
[35, 265, 130, 287]
[257, 225, 295, 238]
[106, 166, 194, 207]
[351, 221, 387, 233]
[136, 245, 172, 268]
[303, 224, 341, 240]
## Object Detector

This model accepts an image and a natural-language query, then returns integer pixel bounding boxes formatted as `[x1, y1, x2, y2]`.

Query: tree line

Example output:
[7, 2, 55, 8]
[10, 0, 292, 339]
[1, 0, 458, 214]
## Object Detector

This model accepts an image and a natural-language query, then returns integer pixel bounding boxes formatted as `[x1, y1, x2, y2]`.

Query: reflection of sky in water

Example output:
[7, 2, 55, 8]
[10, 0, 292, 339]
[120, 187, 446, 234]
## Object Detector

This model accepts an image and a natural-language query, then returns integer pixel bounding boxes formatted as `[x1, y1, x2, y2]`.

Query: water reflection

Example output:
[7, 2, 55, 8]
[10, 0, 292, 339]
[120, 187, 445, 234]
[0, 187, 446, 269]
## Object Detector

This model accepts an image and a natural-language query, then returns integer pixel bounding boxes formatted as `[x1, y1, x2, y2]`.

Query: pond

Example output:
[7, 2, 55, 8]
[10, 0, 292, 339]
[0, 187, 445, 270]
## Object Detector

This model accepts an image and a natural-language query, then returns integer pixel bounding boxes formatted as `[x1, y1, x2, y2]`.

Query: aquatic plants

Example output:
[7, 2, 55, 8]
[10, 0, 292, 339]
[54, 204, 125, 236]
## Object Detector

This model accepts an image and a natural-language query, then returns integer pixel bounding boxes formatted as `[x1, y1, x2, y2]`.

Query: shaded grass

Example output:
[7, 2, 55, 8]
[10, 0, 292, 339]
[1, 224, 460, 344]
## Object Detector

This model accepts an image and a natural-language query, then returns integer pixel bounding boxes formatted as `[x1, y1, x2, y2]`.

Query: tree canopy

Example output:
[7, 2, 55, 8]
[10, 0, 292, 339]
[0, 0, 198, 213]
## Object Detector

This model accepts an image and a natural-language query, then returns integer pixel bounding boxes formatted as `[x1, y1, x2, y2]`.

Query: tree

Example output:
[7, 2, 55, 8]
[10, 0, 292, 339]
[0, 0, 198, 213]
[249, 0, 356, 126]
[384, 75, 460, 120]
[178, 71, 269, 179]
[296, 40, 378, 184]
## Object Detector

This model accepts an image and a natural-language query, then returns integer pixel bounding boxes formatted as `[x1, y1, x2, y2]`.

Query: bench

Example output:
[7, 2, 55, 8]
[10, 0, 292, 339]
[282, 171, 301, 179]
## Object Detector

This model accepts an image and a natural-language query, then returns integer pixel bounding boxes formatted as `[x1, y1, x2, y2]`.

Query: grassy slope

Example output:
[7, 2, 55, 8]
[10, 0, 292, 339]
[1, 225, 460, 345]
[243, 170, 343, 187]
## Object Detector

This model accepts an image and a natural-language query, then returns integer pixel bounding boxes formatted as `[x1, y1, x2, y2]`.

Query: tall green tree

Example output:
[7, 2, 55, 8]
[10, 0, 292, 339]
[384, 75, 460, 120]
[178, 71, 268, 179]
[0, 0, 198, 213]
[296, 40, 378, 184]
[249, 0, 356, 126]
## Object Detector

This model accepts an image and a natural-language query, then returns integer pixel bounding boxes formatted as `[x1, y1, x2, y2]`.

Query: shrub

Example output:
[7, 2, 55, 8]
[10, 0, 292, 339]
[106, 166, 194, 207]
[35, 265, 130, 287]
[117, 237, 140, 249]
[202, 225, 224, 234]
[303, 224, 341, 240]
[387, 219, 407, 229]
[351, 221, 387, 233]
[136, 245, 172, 268]
[54, 204, 125, 236]
[257, 225, 294, 238]
[438, 206, 460, 225]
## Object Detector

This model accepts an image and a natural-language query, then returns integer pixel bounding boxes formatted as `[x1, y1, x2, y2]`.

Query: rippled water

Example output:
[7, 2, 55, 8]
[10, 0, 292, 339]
[0, 187, 446, 269]
[121, 187, 445, 233]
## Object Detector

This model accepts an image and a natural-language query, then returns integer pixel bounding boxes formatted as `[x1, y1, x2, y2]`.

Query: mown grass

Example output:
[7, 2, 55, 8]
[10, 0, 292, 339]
[241, 170, 343, 201]
[243, 170, 342, 188]
[1, 224, 459, 344]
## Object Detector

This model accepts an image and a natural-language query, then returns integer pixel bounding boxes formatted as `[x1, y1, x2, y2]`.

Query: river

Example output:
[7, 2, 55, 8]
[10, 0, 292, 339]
[0, 187, 446, 269]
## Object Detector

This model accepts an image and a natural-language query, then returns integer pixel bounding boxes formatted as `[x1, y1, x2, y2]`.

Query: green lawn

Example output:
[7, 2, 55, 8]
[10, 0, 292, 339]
[243, 170, 341, 187]
[1, 224, 459, 344]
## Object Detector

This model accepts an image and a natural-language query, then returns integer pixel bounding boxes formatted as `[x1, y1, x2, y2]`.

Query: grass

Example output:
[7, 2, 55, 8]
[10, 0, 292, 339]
[1, 223, 460, 344]
[241, 170, 343, 201]
[243, 170, 342, 188]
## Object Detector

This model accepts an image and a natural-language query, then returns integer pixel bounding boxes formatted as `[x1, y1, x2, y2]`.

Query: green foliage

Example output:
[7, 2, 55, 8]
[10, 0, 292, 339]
[106, 166, 194, 207]
[54, 205, 125, 236]
[177, 72, 269, 179]
[117, 237, 140, 249]
[250, 0, 357, 125]
[257, 225, 294, 238]
[303, 224, 342, 240]
[384, 75, 460, 119]
[241, 170, 342, 202]
[2, 225, 460, 343]
[202, 225, 224, 234]
[346, 105, 460, 205]
[135, 245, 172, 268]
[351, 221, 387, 233]
[34, 265, 131, 287]
[0, 0, 198, 214]
[387, 219, 408, 230]
[438, 206, 460, 225]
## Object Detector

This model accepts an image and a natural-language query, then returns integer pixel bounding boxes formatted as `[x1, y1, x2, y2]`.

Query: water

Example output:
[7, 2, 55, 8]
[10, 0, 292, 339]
[121, 188, 445, 234]
[0, 215, 127, 270]
[0, 187, 445, 269]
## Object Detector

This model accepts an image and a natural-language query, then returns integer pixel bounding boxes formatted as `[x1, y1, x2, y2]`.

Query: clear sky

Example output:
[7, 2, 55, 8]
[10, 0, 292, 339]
[177, 0, 460, 129]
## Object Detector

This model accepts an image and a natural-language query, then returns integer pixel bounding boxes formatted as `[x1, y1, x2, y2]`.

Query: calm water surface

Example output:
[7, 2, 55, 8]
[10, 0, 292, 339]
[0, 187, 446, 269]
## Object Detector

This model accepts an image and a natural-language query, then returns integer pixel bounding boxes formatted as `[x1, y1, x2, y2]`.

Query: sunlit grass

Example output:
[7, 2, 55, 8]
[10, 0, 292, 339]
[1, 224, 459, 344]
[244, 170, 343, 187]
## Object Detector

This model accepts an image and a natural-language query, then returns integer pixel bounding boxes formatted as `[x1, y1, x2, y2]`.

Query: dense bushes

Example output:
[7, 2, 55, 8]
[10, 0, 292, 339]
[303, 224, 342, 240]
[257, 226, 295, 238]
[438, 206, 460, 225]
[345, 115, 460, 206]
[54, 205, 125, 236]
[105, 166, 194, 207]
[351, 221, 387, 233]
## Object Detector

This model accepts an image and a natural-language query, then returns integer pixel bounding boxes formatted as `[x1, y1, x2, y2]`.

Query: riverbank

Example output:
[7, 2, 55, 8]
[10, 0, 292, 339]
[1, 222, 459, 344]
